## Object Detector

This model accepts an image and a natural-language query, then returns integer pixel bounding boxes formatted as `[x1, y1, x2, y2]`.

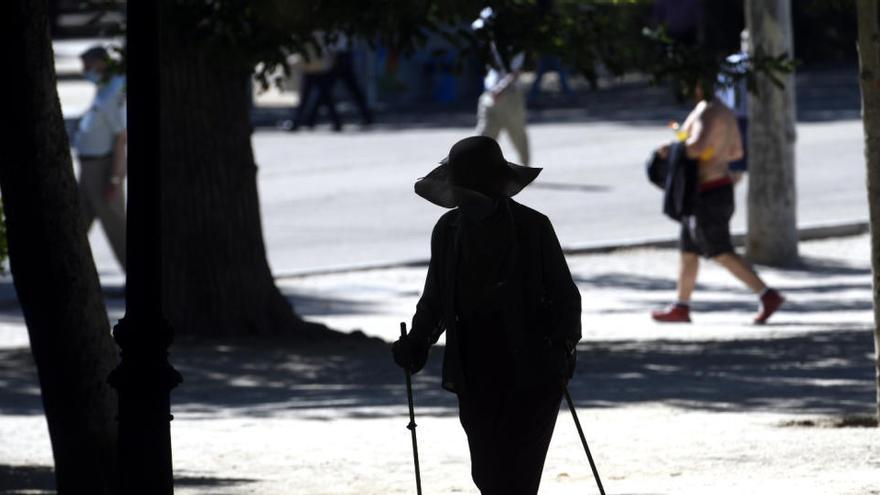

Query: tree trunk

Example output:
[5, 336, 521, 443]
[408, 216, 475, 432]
[0, 0, 120, 492]
[856, 0, 880, 424]
[159, 6, 311, 337]
[745, 0, 799, 266]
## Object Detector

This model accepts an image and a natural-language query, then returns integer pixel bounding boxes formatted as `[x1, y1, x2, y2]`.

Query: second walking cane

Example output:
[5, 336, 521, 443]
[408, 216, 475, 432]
[400, 322, 423, 495]
[564, 386, 606, 495]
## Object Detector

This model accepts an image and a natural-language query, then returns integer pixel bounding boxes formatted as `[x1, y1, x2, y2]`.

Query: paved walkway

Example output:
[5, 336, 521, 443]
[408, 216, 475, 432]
[1, 233, 877, 494]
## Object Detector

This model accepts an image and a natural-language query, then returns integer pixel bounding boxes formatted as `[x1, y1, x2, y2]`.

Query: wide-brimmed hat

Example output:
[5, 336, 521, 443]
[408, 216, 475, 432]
[414, 136, 541, 208]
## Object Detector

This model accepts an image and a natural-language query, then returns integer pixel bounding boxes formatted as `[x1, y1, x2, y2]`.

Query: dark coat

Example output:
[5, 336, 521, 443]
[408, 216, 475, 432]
[662, 141, 698, 221]
[408, 199, 582, 395]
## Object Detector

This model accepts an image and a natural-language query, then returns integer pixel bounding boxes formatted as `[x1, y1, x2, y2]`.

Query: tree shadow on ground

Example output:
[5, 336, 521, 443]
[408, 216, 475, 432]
[573, 272, 728, 293]
[0, 465, 54, 494]
[606, 294, 874, 316]
[781, 255, 872, 278]
[2, 328, 873, 419]
[570, 327, 875, 415]
[0, 464, 257, 494]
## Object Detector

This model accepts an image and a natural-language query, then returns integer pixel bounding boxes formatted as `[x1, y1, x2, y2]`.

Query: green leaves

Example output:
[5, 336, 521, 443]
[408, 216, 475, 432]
[642, 25, 796, 101]
[107, 0, 795, 102]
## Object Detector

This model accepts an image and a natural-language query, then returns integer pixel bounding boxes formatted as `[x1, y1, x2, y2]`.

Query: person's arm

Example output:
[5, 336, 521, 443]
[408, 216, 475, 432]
[104, 92, 127, 200]
[539, 216, 581, 382]
[726, 116, 744, 162]
[540, 216, 581, 349]
[490, 51, 524, 98]
[104, 130, 126, 201]
[394, 219, 447, 373]
[111, 129, 127, 180]
[490, 71, 520, 98]
[684, 111, 712, 160]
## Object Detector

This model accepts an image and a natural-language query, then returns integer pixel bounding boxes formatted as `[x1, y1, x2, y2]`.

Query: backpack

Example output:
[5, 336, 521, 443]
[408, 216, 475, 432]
[645, 150, 667, 189]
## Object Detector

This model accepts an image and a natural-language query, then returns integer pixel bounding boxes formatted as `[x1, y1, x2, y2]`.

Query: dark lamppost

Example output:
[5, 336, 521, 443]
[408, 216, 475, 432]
[108, 1, 182, 493]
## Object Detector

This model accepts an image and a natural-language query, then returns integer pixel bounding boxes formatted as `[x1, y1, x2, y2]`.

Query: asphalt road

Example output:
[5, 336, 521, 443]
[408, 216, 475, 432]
[260, 118, 866, 273]
[86, 116, 866, 279]
[78, 65, 867, 279]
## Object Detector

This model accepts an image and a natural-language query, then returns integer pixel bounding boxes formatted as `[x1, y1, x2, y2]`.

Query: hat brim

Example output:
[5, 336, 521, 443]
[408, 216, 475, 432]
[414, 160, 541, 208]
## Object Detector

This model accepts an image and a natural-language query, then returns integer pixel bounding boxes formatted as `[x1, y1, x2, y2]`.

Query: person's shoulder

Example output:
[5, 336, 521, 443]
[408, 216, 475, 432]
[701, 99, 735, 121]
[97, 76, 126, 105]
[708, 99, 736, 121]
[434, 209, 460, 229]
[509, 200, 550, 225]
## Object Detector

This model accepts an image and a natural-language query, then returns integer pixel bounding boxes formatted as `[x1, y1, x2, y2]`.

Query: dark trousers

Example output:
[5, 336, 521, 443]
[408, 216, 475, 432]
[457, 384, 563, 495]
[332, 51, 373, 124]
[78, 155, 126, 270]
[293, 71, 341, 130]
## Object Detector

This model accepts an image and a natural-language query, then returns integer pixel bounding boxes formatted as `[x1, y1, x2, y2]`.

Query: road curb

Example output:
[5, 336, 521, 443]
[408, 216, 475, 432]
[275, 219, 870, 280]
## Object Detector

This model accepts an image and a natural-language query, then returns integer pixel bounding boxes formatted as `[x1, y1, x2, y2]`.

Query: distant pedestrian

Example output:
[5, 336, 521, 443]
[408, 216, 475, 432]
[392, 136, 581, 494]
[73, 45, 126, 271]
[527, 54, 573, 105]
[328, 34, 374, 126]
[716, 29, 751, 180]
[525, 0, 572, 105]
[472, 7, 530, 166]
[651, 82, 784, 324]
[289, 35, 341, 132]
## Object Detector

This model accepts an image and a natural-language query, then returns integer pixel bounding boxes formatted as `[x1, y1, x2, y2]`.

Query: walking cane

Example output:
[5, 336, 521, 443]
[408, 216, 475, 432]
[563, 386, 606, 495]
[400, 322, 423, 495]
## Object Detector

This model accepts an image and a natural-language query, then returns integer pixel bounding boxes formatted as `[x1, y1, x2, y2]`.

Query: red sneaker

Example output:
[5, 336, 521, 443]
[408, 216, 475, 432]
[754, 289, 784, 324]
[651, 304, 691, 323]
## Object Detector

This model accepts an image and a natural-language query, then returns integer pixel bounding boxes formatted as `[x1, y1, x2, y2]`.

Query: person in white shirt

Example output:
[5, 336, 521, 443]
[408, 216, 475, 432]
[716, 29, 750, 179]
[473, 7, 530, 166]
[73, 45, 127, 271]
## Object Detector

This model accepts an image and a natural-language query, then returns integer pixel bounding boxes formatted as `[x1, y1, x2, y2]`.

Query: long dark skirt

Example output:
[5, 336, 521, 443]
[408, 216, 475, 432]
[456, 312, 563, 495]
[457, 383, 563, 495]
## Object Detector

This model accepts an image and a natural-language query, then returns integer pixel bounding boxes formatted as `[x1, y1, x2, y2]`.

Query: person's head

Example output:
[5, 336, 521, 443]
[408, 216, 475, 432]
[471, 6, 496, 33]
[686, 76, 716, 104]
[80, 45, 110, 84]
[692, 80, 705, 102]
[414, 136, 541, 216]
[448, 136, 510, 198]
[740, 29, 750, 54]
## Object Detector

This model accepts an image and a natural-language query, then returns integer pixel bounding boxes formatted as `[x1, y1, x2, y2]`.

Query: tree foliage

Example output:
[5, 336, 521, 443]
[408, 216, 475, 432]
[159, 0, 792, 97]
[89, 0, 798, 101]
[0, 201, 7, 274]
[642, 25, 797, 101]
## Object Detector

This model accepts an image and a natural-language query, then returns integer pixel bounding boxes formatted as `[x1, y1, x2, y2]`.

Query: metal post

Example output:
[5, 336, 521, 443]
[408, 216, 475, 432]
[107, 1, 182, 493]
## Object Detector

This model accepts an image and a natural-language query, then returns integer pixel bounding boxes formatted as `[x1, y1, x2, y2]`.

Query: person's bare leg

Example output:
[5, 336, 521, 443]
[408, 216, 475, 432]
[677, 252, 700, 303]
[713, 252, 766, 293]
[653, 252, 699, 322]
[714, 252, 785, 323]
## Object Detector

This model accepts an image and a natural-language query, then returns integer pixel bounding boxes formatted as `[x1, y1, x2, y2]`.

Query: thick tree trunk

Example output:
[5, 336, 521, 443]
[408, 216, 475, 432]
[745, 0, 799, 266]
[159, 7, 308, 337]
[0, 0, 119, 492]
[856, 0, 880, 424]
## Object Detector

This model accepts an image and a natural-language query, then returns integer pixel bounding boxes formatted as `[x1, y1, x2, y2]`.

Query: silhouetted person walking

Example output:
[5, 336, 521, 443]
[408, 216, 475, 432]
[393, 136, 581, 494]
[329, 35, 374, 126]
[289, 34, 341, 132]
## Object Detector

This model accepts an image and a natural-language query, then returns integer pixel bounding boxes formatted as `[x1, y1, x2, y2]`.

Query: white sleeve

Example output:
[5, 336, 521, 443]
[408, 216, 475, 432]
[102, 94, 126, 135]
[510, 52, 525, 72]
